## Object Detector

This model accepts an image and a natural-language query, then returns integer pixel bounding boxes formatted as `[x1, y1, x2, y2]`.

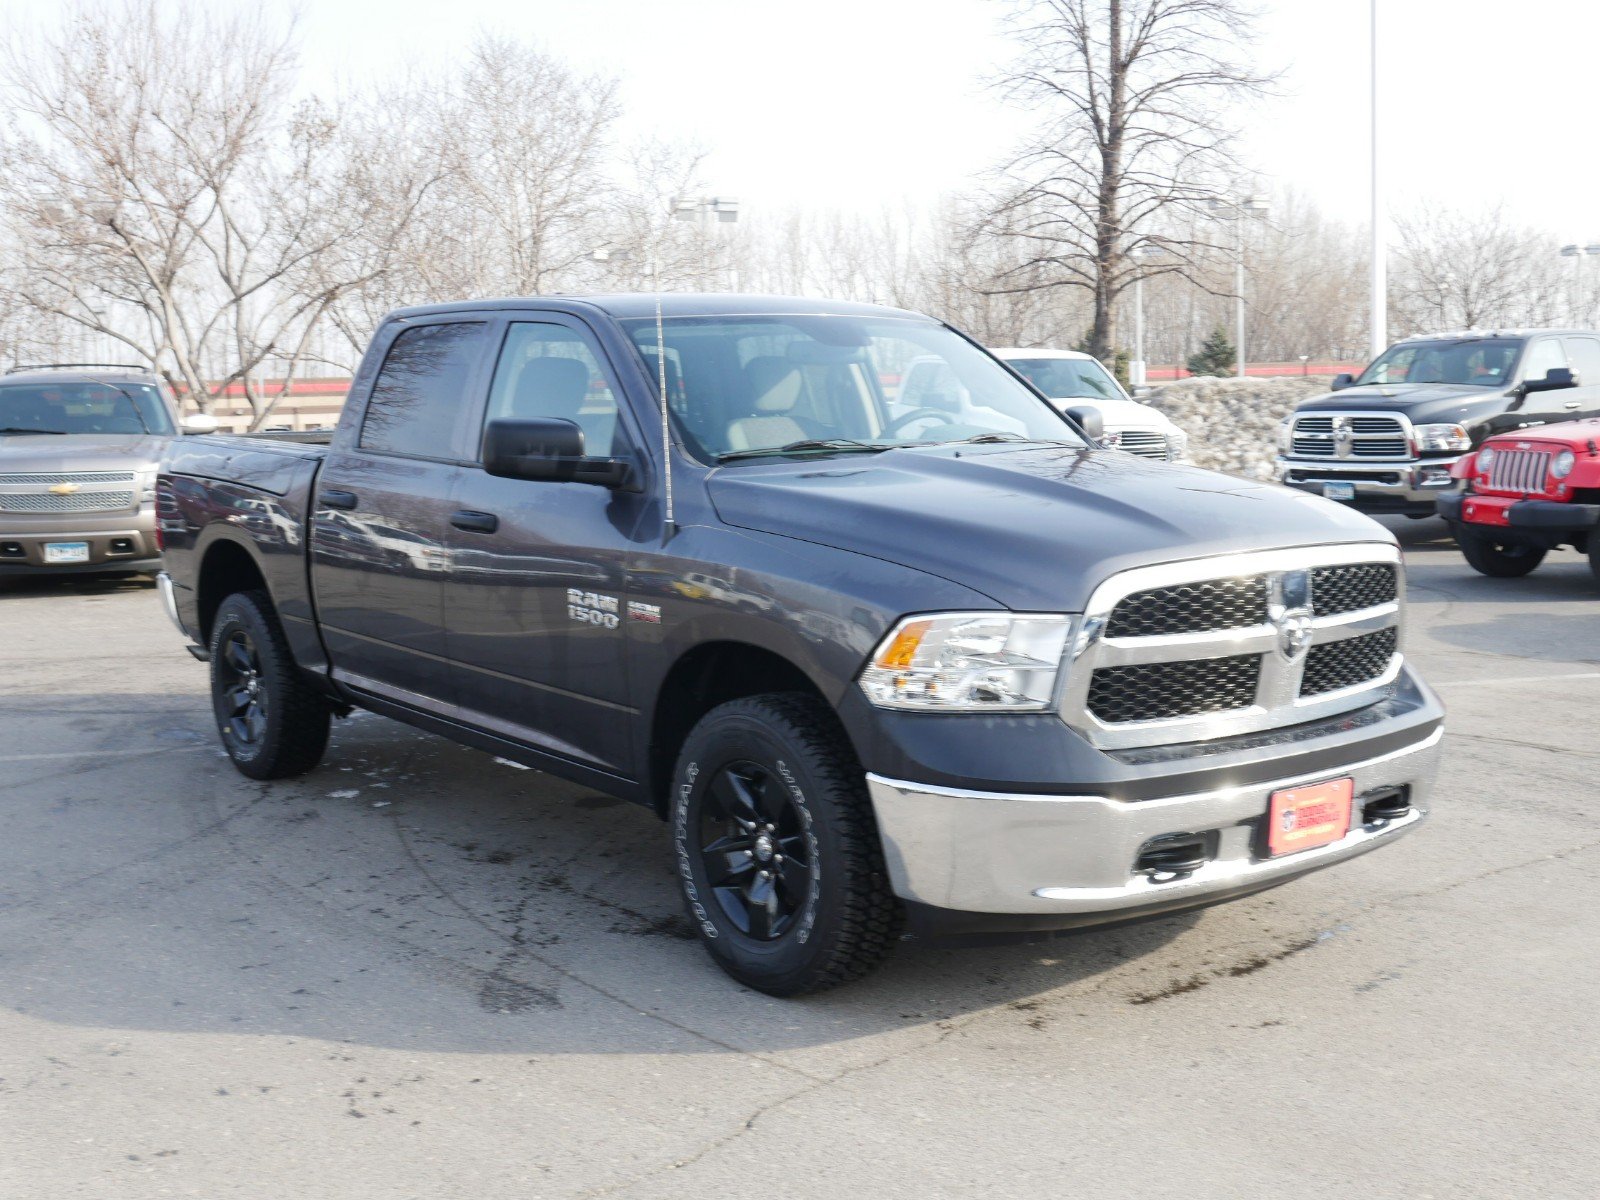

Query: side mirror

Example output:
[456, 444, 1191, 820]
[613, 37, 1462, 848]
[1064, 404, 1105, 441]
[1331, 373, 1356, 391]
[181, 413, 220, 434]
[1522, 366, 1577, 395]
[482, 418, 632, 488]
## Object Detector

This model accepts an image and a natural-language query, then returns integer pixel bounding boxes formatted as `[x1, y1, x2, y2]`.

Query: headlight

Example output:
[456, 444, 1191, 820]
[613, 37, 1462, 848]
[1414, 423, 1471, 452]
[1166, 428, 1189, 460]
[858, 612, 1071, 712]
[137, 469, 157, 502]
[1276, 417, 1292, 452]
[1552, 449, 1576, 479]
[1476, 446, 1495, 473]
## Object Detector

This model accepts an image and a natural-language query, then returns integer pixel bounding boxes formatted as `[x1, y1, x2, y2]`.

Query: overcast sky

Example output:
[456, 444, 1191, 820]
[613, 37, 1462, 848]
[14, 0, 1600, 239]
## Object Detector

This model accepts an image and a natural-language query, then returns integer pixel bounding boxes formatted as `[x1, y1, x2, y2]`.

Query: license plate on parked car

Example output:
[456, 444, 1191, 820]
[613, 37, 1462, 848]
[1267, 778, 1354, 857]
[43, 542, 90, 564]
[1322, 482, 1356, 500]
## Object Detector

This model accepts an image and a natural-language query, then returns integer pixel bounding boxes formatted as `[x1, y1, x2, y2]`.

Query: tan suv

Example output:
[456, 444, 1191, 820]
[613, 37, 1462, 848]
[0, 364, 213, 577]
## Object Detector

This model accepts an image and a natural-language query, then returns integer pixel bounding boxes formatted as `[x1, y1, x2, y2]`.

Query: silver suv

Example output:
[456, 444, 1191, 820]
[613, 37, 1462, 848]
[0, 364, 212, 576]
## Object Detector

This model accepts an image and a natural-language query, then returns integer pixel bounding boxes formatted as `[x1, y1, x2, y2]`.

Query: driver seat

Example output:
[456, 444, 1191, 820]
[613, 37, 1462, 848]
[725, 357, 814, 451]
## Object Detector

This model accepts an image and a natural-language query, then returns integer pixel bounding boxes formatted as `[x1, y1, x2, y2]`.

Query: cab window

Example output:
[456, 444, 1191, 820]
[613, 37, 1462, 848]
[359, 322, 487, 458]
[484, 323, 623, 457]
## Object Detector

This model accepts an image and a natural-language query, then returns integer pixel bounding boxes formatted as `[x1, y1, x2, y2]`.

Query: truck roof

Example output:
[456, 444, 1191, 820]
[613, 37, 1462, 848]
[385, 293, 934, 323]
[1, 364, 162, 386]
[1393, 328, 1597, 342]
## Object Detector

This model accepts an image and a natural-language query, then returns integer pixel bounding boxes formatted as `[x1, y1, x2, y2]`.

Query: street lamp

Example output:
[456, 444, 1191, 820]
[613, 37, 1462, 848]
[1126, 243, 1168, 389]
[1207, 193, 1270, 379]
[1559, 244, 1600, 326]
[672, 196, 741, 290]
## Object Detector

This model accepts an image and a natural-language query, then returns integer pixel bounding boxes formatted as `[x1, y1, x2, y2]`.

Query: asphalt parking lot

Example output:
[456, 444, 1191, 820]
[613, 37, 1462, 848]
[1, 518, 1596, 1200]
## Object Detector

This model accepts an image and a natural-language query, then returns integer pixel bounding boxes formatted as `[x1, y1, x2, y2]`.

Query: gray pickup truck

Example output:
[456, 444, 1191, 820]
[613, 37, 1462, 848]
[0, 365, 213, 576]
[157, 294, 1444, 994]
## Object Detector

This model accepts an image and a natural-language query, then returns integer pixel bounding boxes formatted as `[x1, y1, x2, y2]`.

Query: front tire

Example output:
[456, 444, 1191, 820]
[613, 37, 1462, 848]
[209, 589, 331, 780]
[671, 694, 902, 995]
[1588, 535, 1600, 591]
[1453, 523, 1546, 578]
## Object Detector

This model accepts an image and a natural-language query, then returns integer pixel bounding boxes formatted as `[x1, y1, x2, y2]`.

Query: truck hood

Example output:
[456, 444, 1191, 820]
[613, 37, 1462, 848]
[707, 445, 1390, 611]
[1486, 416, 1600, 450]
[0, 432, 170, 474]
[1297, 383, 1512, 427]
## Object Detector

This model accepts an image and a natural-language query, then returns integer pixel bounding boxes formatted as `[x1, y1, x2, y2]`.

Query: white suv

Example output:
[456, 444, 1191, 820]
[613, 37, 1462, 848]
[989, 347, 1188, 461]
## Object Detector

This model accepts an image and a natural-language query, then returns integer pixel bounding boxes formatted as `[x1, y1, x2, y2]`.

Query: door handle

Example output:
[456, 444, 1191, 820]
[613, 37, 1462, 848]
[320, 489, 358, 510]
[450, 509, 499, 533]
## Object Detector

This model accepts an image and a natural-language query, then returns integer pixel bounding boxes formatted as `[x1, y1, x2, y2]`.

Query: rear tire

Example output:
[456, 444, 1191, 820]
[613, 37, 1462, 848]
[670, 693, 902, 995]
[1588, 535, 1600, 592]
[209, 589, 330, 780]
[1453, 523, 1546, 578]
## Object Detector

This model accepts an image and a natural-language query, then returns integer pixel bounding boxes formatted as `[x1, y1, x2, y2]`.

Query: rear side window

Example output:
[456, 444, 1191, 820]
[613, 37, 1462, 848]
[484, 323, 623, 456]
[360, 322, 487, 457]
[1563, 336, 1600, 384]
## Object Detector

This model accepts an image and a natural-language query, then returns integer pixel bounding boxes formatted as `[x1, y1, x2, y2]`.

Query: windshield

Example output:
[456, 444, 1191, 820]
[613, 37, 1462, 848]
[0, 381, 175, 435]
[1356, 338, 1521, 388]
[620, 315, 1083, 462]
[1005, 356, 1125, 401]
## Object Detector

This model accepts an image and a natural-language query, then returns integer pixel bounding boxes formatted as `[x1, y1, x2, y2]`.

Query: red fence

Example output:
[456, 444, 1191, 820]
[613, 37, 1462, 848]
[1145, 361, 1362, 382]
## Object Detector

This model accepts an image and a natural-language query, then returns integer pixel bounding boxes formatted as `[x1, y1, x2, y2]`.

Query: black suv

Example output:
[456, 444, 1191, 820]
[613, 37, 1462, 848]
[1276, 330, 1600, 516]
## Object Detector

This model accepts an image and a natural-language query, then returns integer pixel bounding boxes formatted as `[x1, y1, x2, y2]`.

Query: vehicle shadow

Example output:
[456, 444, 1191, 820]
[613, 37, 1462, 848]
[0, 571, 157, 596]
[0, 691, 1248, 1058]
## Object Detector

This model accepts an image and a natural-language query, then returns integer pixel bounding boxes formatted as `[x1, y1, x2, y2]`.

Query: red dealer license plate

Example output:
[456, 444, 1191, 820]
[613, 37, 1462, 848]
[1267, 778, 1354, 857]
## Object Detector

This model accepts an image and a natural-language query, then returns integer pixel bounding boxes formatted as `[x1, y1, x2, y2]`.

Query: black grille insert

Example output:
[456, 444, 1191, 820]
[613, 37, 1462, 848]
[1310, 563, 1397, 616]
[1105, 576, 1268, 638]
[1300, 627, 1398, 697]
[1088, 654, 1260, 724]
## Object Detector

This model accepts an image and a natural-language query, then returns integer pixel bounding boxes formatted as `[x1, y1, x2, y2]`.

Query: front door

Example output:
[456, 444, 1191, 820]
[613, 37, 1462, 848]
[311, 318, 492, 708]
[441, 316, 650, 776]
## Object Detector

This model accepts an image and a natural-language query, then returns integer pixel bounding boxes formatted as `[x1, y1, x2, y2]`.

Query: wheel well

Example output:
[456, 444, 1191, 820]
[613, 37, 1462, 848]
[197, 540, 269, 644]
[648, 642, 827, 815]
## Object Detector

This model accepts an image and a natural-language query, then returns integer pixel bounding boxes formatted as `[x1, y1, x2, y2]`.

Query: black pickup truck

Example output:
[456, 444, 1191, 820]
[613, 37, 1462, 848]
[158, 294, 1444, 994]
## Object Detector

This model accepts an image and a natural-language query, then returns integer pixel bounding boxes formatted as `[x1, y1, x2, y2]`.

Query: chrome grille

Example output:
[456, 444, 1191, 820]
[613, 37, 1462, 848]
[1061, 544, 1404, 749]
[0, 490, 135, 513]
[1088, 654, 1259, 723]
[1484, 448, 1552, 494]
[1106, 577, 1268, 637]
[0, 471, 136, 486]
[1301, 628, 1399, 697]
[1310, 563, 1398, 616]
[1290, 412, 1411, 460]
[1115, 430, 1170, 459]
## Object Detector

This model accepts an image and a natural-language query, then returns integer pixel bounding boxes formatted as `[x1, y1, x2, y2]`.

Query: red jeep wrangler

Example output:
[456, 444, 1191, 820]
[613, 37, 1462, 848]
[1438, 417, 1600, 585]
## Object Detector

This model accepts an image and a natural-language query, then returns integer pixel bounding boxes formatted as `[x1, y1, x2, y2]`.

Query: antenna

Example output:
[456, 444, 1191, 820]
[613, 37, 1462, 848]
[655, 294, 675, 541]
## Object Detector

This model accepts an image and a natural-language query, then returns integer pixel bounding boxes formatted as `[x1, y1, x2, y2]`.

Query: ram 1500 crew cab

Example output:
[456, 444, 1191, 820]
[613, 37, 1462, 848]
[157, 295, 1445, 994]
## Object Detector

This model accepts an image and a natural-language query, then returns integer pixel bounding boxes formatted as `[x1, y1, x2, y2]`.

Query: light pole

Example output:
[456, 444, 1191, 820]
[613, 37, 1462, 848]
[1370, 0, 1386, 360]
[1559, 244, 1600, 326]
[1126, 244, 1166, 389]
[671, 195, 740, 290]
[1208, 193, 1270, 378]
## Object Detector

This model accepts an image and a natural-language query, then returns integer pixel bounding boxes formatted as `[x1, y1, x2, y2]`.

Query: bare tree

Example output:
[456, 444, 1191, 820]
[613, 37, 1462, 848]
[987, 0, 1271, 362]
[0, 1, 433, 426]
[1391, 204, 1567, 334]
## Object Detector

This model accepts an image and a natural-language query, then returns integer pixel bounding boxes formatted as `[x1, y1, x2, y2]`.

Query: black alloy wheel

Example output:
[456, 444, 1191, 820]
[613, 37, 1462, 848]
[217, 629, 268, 750]
[698, 759, 816, 941]
[208, 589, 331, 780]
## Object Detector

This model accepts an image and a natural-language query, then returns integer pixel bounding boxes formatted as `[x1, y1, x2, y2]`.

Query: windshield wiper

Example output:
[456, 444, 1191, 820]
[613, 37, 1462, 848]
[0, 426, 65, 434]
[717, 439, 892, 463]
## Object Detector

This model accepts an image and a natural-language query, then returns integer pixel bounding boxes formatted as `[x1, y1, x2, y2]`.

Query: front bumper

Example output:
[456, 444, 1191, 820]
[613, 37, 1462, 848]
[867, 727, 1440, 937]
[1438, 491, 1600, 538]
[1277, 456, 1461, 515]
[0, 512, 159, 575]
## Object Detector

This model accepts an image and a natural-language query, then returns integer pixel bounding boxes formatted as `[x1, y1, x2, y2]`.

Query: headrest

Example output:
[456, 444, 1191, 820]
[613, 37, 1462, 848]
[744, 356, 803, 413]
[513, 356, 591, 421]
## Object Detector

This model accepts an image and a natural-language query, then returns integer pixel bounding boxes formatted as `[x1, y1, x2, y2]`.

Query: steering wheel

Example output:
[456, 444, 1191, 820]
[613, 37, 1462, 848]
[885, 408, 959, 437]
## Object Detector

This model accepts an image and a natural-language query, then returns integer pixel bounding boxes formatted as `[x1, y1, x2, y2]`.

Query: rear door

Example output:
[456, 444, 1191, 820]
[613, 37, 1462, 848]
[440, 315, 650, 776]
[311, 317, 492, 707]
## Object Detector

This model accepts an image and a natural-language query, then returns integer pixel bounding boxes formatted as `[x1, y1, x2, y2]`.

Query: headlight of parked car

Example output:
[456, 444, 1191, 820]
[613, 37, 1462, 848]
[1414, 423, 1471, 453]
[1166, 428, 1189, 460]
[1551, 449, 1576, 479]
[858, 613, 1072, 711]
[1476, 446, 1496, 474]
[1276, 417, 1292, 452]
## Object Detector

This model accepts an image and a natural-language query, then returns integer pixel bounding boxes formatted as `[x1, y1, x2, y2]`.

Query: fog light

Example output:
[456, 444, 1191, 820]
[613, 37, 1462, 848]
[1417, 466, 1454, 487]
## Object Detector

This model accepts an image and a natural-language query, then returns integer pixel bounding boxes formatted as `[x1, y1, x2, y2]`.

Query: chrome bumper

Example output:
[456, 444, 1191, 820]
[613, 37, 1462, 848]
[1276, 456, 1461, 504]
[866, 728, 1441, 917]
